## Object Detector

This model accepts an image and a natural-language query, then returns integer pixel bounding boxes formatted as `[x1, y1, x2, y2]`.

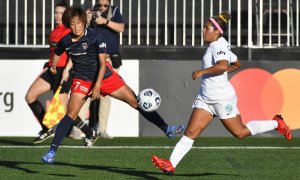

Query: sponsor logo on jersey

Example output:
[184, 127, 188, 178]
[82, 43, 88, 50]
[217, 50, 226, 55]
[69, 52, 87, 56]
[99, 42, 106, 48]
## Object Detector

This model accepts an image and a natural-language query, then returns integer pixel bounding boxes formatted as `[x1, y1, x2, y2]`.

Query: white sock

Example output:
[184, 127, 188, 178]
[170, 135, 194, 168]
[246, 120, 278, 135]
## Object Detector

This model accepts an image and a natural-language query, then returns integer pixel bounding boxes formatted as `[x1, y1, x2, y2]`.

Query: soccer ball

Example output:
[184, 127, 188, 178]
[137, 88, 161, 112]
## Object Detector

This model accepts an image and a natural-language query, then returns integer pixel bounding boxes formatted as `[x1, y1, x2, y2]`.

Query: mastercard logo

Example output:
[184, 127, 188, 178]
[230, 68, 300, 130]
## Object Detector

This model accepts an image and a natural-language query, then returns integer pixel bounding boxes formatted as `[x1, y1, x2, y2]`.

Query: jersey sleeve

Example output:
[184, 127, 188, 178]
[112, 6, 124, 23]
[230, 51, 238, 63]
[211, 43, 231, 62]
[96, 33, 107, 54]
[54, 38, 66, 56]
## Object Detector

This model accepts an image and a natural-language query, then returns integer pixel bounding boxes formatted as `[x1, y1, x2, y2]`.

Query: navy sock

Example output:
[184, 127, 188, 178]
[50, 115, 74, 152]
[137, 107, 168, 132]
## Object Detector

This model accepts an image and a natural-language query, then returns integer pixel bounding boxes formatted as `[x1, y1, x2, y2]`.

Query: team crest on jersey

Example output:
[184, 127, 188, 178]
[82, 43, 88, 50]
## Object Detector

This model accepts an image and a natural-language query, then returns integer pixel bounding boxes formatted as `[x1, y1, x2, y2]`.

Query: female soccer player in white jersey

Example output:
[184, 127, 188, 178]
[151, 11, 292, 176]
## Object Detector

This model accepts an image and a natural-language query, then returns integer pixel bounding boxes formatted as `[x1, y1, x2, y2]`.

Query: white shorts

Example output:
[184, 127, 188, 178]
[192, 95, 240, 119]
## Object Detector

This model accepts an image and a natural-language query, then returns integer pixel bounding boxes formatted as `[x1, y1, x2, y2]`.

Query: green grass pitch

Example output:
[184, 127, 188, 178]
[0, 137, 299, 179]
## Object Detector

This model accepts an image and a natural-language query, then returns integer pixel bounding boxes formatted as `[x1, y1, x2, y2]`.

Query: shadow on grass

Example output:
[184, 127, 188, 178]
[0, 138, 34, 146]
[0, 160, 240, 179]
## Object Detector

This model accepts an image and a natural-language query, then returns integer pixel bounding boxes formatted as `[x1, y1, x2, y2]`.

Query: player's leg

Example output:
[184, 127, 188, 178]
[41, 93, 86, 164]
[70, 97, 94, 142]
[152, 107, 213, 175]
[57, 69, 97, 143]
[25, 72, 53, 144]
[221, 115, 292, 140]
[109, 85, 184, 138]
[96, 57, 118, 138]
[98, 96, 113, 139]
[25, 76, 51, 132]
[220, 115, 251, 139]
[217, 96, 291, 140]
[52, 92, 86, 147]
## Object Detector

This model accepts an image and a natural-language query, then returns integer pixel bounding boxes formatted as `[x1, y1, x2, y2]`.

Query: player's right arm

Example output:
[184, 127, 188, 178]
[50, 54, 60, 74]
[228, 51, 241, 73]
[228, 59, 241, 73]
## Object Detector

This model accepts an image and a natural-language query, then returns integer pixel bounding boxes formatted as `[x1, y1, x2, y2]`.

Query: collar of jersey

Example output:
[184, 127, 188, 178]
[68, 29, 88, 43]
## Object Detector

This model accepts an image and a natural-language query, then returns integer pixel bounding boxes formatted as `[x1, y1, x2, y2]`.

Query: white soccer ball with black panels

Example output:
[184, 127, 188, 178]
[137, 88, 161, 112]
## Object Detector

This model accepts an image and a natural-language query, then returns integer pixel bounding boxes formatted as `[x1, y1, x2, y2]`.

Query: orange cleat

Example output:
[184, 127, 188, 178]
[273, 115, 292, 140]
[152, 155, 175, 176]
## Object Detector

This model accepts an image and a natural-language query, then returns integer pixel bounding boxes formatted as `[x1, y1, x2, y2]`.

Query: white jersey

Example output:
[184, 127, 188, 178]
[198, 37, 237, 103]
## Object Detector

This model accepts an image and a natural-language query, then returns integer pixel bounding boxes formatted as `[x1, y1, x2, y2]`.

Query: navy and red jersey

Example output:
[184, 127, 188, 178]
[49, 24, 71, 67]
[93, 5, 123, 54]
[55, 28, 112, 82]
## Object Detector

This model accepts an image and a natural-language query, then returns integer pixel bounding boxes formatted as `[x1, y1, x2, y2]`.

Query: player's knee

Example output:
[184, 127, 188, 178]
[184, 130, 198, 140]
[129, 98, 139, 109]
[131, 101, 139, 109]
[233, 131, 247, 139]
[25, 93, 34, 104]
[66, 113, 77, 120]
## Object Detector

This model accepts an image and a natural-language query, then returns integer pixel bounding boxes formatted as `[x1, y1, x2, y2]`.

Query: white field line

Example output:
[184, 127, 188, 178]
[0, 146, 300, 149]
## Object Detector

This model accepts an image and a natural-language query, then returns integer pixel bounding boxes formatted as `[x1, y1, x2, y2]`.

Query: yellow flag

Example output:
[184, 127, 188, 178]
[42, 85, 66, 128]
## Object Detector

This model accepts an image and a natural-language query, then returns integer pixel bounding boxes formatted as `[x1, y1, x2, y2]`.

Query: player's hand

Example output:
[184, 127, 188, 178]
[50, 66, 57, 74]
[89, 84, 101, 100]
[192, 70, 203, 80]
[61, 68, 69, 84]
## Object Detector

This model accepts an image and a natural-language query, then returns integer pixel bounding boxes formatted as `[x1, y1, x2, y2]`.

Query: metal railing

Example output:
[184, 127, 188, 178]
[0, 0, 299, 48]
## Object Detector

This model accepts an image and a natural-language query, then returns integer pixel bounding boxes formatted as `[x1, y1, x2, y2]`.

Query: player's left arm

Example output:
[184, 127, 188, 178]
[90, 53, 106, 100]
[90, 34, 107, 100]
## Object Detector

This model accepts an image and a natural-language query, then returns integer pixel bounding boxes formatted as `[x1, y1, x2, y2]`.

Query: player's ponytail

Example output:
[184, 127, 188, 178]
[210, 11, 231, 35]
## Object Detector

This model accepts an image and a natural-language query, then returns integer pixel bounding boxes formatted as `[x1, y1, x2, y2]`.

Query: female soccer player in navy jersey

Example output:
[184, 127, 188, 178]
[25, 1, 99, 146]
[41, 6, 184, 164]
[151, 11, 292, 176]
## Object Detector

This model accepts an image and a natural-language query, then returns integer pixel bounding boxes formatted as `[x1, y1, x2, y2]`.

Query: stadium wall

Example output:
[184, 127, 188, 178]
[0, 60, 139, 137]
[1, 58, 300, 137]
[139, 60, 300, 137]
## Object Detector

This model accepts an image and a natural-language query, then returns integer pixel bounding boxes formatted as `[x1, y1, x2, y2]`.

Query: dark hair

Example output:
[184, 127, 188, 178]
[210, 11, 231, 35]
[62, 6, 87, 28]
[55, 0, 69, 9]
